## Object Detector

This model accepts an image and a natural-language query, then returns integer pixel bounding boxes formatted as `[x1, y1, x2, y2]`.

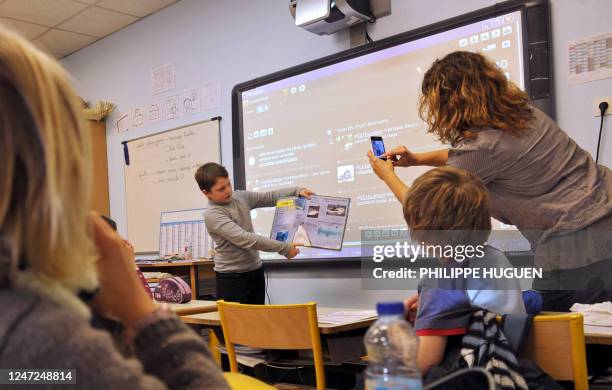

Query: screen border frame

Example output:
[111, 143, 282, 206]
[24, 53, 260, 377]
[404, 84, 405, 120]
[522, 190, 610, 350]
[231, 0, 549, 264]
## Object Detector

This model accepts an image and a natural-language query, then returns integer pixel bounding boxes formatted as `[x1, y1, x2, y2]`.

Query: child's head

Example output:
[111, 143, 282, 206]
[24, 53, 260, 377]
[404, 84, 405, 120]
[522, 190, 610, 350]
[403, 165, 491, 247]
[0, 26, 97, 290]
[194, 163, 232, 204]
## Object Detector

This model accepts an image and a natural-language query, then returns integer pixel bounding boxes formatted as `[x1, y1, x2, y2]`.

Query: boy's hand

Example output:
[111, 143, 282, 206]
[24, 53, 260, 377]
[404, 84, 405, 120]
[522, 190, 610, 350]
[367, 150, 395, 181]
[299, 188, 315, 199]
[404, 293, 419, 323]
[382, 145, 419, 167]
[285, 243, 301, 259]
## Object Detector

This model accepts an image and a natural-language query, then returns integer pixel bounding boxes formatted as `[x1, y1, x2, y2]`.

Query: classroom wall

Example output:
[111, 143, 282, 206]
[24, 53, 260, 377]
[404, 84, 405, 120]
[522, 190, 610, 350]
[62, 0, 612, 308]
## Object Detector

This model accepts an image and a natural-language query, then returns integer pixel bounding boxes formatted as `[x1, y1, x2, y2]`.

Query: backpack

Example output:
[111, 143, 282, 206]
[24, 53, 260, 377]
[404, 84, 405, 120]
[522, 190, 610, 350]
[424, 310, 563, 390]
[153, 276, 192, 303]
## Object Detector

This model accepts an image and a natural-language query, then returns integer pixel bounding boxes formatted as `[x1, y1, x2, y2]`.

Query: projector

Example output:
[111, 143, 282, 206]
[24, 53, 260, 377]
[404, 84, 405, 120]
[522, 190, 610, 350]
[289, 0, 372, 35]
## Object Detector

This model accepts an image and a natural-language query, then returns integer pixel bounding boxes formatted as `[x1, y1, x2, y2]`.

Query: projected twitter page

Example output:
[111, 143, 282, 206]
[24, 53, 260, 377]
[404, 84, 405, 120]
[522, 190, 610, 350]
[241, 11, 524, 259]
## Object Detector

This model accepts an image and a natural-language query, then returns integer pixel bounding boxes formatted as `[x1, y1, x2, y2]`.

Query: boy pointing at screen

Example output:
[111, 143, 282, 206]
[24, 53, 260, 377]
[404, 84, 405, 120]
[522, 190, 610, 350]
[195, 162, 314, 304]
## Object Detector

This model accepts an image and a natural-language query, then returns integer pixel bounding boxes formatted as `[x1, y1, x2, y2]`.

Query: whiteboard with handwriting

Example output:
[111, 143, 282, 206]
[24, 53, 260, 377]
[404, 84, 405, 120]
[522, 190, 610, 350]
[124, 119, 220, 252]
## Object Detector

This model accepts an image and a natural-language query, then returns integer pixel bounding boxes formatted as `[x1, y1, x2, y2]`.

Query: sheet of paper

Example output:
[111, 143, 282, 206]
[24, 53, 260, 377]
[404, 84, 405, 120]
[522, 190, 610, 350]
[568, 32, 612, 85]
[131, 105, 146, 128]
[115, 112, 130, 133]
[202, 81, 221, 110]
[317, 310, 377, 325]
[151, 63, 176, 95]
[164, 95, 180, 120]
[180, 88, 202, 116]
[148, 101, 163, 123]
[571, 302, 612, 326]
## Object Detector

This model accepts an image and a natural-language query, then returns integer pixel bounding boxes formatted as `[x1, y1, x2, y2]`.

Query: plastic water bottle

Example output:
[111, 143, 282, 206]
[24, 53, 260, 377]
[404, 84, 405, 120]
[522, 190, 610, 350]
[184, 241, 193, 260]
[364, 302, 422, 390]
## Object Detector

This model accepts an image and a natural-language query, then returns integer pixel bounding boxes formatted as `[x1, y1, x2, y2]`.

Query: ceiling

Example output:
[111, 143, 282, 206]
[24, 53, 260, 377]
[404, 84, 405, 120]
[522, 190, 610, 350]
[0, 0, 178, 59]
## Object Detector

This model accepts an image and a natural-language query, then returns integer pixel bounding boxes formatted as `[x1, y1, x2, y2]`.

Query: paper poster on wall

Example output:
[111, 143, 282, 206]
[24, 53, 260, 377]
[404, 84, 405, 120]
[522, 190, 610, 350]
[148, 101, 163, 123]
[131, 106, 146, 128]
[568, 32, 612, 85]
[116, 112, 130, 133]
[202, 81, 221, 110]
[151, 63, 176, 95]
[164, 95, 180, 120]
[180, 88, 202, 116]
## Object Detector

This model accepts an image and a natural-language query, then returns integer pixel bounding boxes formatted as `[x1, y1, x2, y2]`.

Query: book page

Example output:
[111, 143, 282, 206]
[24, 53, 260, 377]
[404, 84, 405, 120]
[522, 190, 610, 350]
[270, 195, 350, 251]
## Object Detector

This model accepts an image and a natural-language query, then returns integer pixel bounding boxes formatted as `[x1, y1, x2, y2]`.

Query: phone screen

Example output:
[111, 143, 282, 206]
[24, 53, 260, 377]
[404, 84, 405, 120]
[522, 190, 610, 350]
[371, 138, 386, 160]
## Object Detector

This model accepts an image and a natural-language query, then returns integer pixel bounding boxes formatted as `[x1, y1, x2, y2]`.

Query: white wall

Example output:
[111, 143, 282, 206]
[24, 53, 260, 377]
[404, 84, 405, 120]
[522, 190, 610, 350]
[62, 0, 612, 307]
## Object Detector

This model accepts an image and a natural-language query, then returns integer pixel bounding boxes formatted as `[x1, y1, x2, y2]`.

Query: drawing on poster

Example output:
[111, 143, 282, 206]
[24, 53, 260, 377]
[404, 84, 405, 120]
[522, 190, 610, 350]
[116, 113, 130, 133]
[152, 63, 176, 95]
[164, 95, 179, 120]
[149, 101, 162, 123]
[181, 88, 201, 116]
[132, 106, 145, 127]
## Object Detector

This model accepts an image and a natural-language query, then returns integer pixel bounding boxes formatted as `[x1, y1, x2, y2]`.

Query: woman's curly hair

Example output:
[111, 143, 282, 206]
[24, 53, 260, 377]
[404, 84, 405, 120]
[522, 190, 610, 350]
[418, 51, 533, 145]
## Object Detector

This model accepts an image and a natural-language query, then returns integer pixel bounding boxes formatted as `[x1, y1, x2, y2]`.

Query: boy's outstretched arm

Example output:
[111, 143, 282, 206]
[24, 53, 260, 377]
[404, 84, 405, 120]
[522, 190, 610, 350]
[244, 187, 315, 209]
[206, 210, 297, 258]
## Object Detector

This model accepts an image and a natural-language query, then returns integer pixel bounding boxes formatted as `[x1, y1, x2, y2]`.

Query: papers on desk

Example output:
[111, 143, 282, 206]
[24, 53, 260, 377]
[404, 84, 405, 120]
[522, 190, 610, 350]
[571, 301, 612, 326]
[217, 346, 267, 367]
[317, 310, 377, 325]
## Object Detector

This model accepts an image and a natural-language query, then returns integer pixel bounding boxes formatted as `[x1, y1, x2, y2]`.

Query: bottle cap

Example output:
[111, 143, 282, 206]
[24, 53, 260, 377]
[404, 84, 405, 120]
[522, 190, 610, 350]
[376, 302, 404, 316]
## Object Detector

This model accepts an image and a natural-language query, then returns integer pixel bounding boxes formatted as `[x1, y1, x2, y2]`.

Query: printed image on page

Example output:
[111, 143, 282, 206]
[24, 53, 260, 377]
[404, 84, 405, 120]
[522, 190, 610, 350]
[303, 196, 350, 250]
[269, 197, 307, 244]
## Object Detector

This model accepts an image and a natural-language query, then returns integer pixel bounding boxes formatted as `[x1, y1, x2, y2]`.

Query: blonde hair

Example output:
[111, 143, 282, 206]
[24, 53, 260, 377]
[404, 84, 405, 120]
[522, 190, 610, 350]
[419, 51, 533, 146]
[0, 26, 97, 294]
[403, 166, 491, 246]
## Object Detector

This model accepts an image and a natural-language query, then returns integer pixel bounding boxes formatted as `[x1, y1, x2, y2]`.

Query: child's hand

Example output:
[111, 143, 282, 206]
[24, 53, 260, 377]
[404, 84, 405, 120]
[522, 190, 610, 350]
[299, 188, 315, 199]
[404, 293, 418, 323]
[89, 213, 156, 327]
[285, 243, 301, 259]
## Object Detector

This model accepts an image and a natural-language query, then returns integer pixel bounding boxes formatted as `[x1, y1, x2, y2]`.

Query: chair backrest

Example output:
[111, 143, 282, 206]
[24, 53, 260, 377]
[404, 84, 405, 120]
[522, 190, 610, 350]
[520, 312, 588, 390]
[217, 300, 326, 390]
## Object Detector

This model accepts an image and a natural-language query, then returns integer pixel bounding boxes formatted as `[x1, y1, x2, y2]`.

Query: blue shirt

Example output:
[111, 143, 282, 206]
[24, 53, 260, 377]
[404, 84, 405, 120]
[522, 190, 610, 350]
[415, 246, 526, 336]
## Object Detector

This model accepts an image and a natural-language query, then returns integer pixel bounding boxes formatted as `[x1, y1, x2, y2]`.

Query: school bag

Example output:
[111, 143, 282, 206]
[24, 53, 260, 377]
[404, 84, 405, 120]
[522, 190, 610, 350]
[153, 276, 192, 303]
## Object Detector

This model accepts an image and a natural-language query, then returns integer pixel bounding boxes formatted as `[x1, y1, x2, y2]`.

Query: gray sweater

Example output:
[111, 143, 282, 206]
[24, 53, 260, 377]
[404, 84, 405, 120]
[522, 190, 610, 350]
[205, 188, 301, 273]
[448, 107, 612, 270]
[0, 287, 229, 389]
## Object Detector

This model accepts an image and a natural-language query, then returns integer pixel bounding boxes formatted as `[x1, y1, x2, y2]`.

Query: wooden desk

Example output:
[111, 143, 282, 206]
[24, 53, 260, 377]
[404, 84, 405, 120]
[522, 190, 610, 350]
[181, 307, 376, 335]
[584, 324, 612, 345]
[137, 259, 214, 298]
[182, 307, 375, 364]
[166, 300, 218, 316]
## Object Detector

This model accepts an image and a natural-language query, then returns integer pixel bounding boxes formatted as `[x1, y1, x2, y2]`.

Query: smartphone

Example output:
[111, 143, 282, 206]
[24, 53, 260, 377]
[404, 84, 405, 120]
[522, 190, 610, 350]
[370, 136, 386, 160]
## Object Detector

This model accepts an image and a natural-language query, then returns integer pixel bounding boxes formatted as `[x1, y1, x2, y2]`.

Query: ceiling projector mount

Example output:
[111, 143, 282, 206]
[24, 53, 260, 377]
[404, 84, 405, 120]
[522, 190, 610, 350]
[289, 0, 390, 36]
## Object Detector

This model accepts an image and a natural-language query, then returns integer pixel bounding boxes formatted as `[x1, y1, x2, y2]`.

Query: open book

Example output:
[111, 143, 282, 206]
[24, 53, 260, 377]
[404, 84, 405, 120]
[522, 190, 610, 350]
[270, 195, 350, 251]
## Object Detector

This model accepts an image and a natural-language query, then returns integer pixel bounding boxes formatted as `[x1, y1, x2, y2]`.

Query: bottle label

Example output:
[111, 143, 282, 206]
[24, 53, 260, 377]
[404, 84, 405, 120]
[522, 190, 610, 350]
[366, 377, 422, 390]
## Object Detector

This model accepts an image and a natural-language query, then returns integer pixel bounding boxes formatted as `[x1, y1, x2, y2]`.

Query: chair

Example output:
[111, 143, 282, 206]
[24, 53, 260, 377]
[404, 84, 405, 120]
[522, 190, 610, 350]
[520, 312, 588, 390]
[223, 372, 276, 390]
[217, 300, 326, 390]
